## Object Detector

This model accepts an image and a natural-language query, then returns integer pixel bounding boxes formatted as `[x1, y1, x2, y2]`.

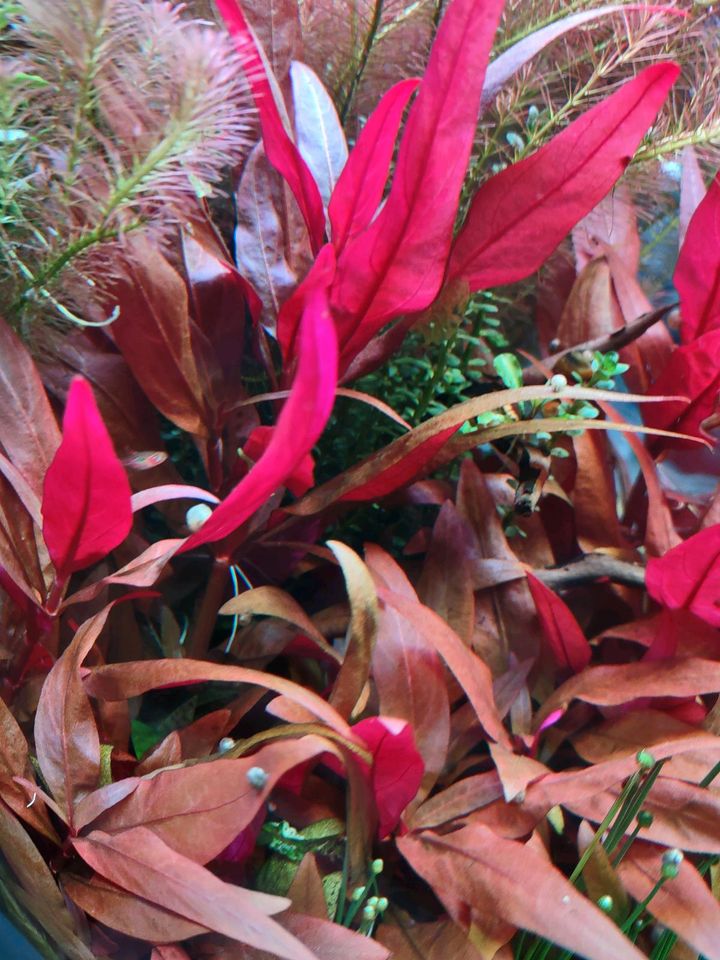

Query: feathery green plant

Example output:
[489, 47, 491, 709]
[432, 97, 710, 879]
[0, 0, 254, 339]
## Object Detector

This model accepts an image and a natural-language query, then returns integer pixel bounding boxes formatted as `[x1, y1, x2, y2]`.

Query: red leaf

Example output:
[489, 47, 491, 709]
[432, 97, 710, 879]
[447, 63, 679, 290]
[109, 239, 219, 437]
[646, 524, 720, 626]
[0, 316, 60, 499]
[618, 841, 720, 960]
[281, 914, 390, 960]
[41, 378, 132, 580]
[338, 427, 458, 503]
[643, 328, 720, 441]
[329, 78, 420, 252]
[181, 224, 262, 390]
[354, 717, 425, 839]
[85, 737, 328, 862]
[179, 269, 337, 551]
[63, 872, 207, 944]
[216, 0, 325, 253]
[73, 828, 316, 960]
[526, 572, 591, 674]
[34, 605, 112, 827]
[676, 173, 720, 343]
[398, 825, 646, 960]
[83, 659, 355, 739]
[330, 0, 506, 370]
[377, 586, 511, 749]
[367, 547, 450, 802]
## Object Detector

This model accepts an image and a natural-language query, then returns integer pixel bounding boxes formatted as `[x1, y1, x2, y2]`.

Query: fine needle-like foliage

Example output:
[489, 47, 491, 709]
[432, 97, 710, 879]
[0, 0, 254, 338]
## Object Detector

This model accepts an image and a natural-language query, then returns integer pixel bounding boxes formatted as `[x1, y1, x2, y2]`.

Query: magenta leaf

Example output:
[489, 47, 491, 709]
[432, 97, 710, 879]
[179, 269, 338, 551]
[330, 0, 506, 371]
[244, 426, 315, 496]
[329, 78, 420, 252]
[216, 0, 325, 253]
[42, 377, 132, 580]
[675, 173, 720, 343]
[646, 525, 720, 628]
[643, 328, 720, 441]
[447, 63, 679, 290]
[278, 243, 336, 363]
[354, 716, 424, 839]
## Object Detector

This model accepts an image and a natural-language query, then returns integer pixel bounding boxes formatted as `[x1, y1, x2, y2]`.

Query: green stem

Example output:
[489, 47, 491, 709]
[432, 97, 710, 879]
[413, 328, 458, 422]
[700, 760, 720, 789]
[339, 0, 385, 123]
[620, 877, 666, 935]
[568, 773, 639, 885]
[12, 114, 190, 311]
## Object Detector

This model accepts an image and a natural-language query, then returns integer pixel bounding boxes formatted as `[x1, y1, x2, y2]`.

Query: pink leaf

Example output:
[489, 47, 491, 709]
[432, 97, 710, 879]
[329, 78, 420, 252]
[353, 716, 424, 839]
[526, 572, 591, 674]
[447, 63, 679, 290]
[646, 524, 720, 627]
[42, 377, 132, 580]
[481, 5, 683, 110]
[179, 265, 338, 551]
[330, 0, 506, 370]
[679, 146, 706, 246]
[216, 0, 325, 253]
[676, 173, 720, 343]
[130, 485, 220, 513]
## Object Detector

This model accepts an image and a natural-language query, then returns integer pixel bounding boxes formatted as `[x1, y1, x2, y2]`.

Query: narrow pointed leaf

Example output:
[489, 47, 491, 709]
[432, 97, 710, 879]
[83, 659, 354, 738]
[329, 78, 419, 251]
[526, 572, 591, 673]
[331, 0, 506, 368]
[399, 825, 646, 960]
[216, 0, 325, 252]
[378, 586, 510, 749]
[34, 605, 112, 825]
[291, 61, 348, 207]
[0, 316, 60, 498]
[288, 383, 670, 516]
[63, 872, 207, 944]
[42, 378, 132, 578]
[618, 841, 720, 960]
[538, 657, 720, 725]
[328, 542, 379, 719]
[73, 828, 317, 960]
[482, 5, 681, 108]
[447, 64, 679, 290]
[179, 269, 338, 550]
[367, 547, 450, 802]
[85, 737, 329, 862]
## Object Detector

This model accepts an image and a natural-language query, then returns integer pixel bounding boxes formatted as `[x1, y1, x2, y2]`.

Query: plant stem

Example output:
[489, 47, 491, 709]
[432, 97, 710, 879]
[186, 558, 230, 659]
[339, 0, 385, 123]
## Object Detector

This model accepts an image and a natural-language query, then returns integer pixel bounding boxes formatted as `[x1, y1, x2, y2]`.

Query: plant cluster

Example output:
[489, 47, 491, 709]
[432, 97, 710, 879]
[3, 2, 720, 960]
